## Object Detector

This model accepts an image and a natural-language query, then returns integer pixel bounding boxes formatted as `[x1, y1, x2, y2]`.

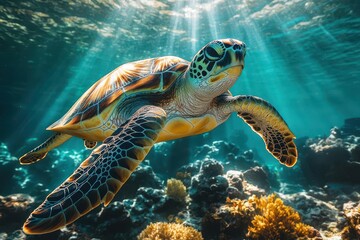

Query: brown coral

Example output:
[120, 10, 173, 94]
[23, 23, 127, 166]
[137, 222, 204, 240]
[247, 194, 318, 240]
[165, 178, 187, 203]
[341, 202, 360, 240]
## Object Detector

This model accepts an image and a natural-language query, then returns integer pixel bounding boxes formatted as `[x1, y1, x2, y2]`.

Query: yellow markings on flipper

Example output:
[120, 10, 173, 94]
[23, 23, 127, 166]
[79, 158, 91, 168]
[103, 179, 123, 207]
[110, 167, 132, 183]
[157, 115, 218, 142]
[103, 192, 115, 207]
[130, 146, 147, 160]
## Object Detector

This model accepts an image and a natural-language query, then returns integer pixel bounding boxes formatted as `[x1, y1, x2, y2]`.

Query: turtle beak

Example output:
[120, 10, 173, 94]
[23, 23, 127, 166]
[233, 40, 246, 69]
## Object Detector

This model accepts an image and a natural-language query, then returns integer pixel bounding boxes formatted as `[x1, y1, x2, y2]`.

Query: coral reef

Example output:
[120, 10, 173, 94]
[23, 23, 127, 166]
[341, 202, 360, 240]
[342, 118, 360, 137]
[193, 140, 259, 171]
[242, 167, 271, 192]
[0, 194, 34, 232]
[225, 170, 244, 199]
[202, 194, 321, 240]
[166, 178, 187, 203]
[247, 194, 320, 240]
[201, 196, 255, 238]
[176, 160, 202, 187]
[1, 118, 360, 239]
[300, 118, 360, 184]
[137, 222, 204, 240]
[81, 187, 172, 239]
[189, 159, 229, 215]
[279, 191, 340, 230]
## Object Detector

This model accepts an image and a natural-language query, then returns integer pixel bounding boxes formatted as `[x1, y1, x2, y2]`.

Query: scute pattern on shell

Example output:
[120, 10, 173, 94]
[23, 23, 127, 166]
[49, 56, 188, 128]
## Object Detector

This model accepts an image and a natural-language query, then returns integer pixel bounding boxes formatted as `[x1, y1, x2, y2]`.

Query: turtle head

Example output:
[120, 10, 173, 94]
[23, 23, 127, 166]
[187, 39, 246, 96]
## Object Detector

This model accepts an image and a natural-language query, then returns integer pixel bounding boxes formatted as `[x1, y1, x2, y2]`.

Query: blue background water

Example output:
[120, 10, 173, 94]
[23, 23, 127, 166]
[0, 0, 359, 164]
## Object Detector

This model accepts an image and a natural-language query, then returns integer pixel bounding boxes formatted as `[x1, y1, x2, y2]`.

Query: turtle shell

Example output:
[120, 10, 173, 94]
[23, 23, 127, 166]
[48, 56, 189, 130]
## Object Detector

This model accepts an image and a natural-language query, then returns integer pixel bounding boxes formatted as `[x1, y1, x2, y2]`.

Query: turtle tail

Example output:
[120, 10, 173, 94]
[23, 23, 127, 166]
[20, 133, 72, 165]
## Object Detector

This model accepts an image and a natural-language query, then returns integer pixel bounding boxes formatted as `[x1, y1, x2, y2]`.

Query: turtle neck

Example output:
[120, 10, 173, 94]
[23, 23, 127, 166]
[174, 72, 215, 116]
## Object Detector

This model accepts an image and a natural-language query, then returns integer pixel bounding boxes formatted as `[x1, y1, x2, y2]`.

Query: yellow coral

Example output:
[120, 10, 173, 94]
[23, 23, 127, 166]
[247, 194, 314, 240]
[165, 178, 187, 203]
[224, 196, 257, 217]
[341, 204, 360, 239]
[204, 195, 318, 239]
[137, 222, 204, 240]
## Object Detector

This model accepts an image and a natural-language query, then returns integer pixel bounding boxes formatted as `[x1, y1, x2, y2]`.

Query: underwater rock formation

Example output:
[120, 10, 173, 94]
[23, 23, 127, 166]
[278, 184, 360, 239]
[0, 194, 34, 233]
[78, 187, 167, 239]
[342, 118, 360, 137]
[189, 159, 229, 216]
[225, 169, 269, 198]
[243, 166, 271, 193]
[280, 191, 340, 230]
[193, 140, 259, 171]
[194, 141, 240, 162]
[176, 160, 202, 188]
[79, 183, 191, 239]
[300, 118, 360, 184]
[225, 170, 245, 199]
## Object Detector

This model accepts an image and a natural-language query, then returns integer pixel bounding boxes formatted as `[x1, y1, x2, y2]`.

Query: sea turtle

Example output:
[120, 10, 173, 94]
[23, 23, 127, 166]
[20, 39, 297, 235]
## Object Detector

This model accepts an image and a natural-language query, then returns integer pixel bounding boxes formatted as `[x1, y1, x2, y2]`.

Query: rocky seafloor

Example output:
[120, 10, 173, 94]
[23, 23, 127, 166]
[1, 118, 360, 240]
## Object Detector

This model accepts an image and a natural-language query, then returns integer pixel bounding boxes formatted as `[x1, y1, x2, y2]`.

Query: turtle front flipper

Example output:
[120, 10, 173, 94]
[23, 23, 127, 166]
[22, 105, 166, 235]
[19, 133, 72, 165]
[218, 95, 297, 167]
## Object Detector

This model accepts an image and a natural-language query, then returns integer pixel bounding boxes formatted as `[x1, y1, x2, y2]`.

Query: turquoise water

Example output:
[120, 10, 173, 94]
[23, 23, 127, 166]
[0, 1, 360, 238]
[1, 0, 359, 157]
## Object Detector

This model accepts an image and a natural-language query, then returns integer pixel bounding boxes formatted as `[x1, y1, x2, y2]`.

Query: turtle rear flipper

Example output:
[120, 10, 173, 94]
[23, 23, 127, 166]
[84, 140, 97, 149]
[19, 152, 48, 164]
[22, 105, 166, 235]
[19, 133, 72, 165]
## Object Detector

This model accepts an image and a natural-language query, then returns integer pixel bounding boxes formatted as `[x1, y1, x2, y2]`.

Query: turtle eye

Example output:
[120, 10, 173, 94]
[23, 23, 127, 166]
[204, 42, 224, 61]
